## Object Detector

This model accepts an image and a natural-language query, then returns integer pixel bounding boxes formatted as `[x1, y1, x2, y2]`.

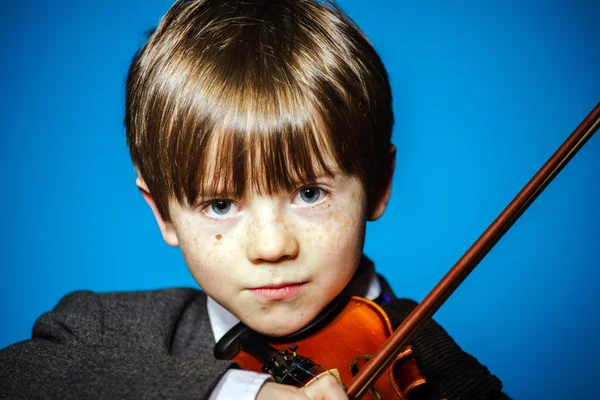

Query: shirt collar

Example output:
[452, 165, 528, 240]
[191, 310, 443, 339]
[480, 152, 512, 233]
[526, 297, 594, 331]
[206, 256, 382, 342]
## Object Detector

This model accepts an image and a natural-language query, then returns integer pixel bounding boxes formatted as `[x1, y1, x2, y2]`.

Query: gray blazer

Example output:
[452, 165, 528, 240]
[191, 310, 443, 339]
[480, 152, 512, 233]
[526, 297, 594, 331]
[0, 289, 231, 399]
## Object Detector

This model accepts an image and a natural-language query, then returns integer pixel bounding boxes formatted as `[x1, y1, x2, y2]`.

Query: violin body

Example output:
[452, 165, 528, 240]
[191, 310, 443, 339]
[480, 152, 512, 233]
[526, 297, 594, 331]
[227, 297, 426, 399]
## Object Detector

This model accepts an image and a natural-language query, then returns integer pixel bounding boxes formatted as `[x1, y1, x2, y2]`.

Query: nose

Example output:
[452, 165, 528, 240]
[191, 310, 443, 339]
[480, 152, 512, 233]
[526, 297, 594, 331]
[247, 210, 299, 264]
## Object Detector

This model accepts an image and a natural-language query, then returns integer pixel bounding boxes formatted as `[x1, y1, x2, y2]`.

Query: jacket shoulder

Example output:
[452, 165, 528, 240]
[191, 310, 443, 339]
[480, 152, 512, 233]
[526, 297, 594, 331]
[34, 288, 210, 353]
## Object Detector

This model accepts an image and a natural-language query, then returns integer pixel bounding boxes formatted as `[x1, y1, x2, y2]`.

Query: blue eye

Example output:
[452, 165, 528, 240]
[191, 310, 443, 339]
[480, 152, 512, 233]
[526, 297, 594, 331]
[211, 200, 232, 215]
[299, 188, 321, 203]
[292, 187, 327, 207]
[202, 199, 240, 220]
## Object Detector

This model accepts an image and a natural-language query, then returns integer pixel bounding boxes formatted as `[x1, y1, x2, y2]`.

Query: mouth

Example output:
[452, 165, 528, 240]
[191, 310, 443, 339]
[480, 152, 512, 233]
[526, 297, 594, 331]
[248, 282, 306, 301]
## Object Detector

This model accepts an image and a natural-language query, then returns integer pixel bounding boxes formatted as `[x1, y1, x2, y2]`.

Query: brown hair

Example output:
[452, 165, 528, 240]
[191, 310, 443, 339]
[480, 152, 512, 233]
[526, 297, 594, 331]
[125, 0, 393, 221]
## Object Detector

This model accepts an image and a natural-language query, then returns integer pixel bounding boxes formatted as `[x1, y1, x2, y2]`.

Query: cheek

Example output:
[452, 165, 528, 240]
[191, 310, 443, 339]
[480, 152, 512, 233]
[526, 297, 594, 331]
[300, 198, 367, 262]
[174, 221, 237, 290]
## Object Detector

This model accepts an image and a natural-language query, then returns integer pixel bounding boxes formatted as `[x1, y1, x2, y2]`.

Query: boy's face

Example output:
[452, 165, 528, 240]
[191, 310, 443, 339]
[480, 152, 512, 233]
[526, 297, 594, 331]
[139, 152, 394, 337]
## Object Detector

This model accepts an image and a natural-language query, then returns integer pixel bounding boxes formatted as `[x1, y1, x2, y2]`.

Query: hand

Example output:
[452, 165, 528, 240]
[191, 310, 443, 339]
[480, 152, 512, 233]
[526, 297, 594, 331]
[257, 375, 348, 400]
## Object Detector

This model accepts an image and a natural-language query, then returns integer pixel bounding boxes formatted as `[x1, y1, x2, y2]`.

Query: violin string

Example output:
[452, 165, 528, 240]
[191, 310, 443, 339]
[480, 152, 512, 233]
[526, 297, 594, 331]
[292, 362, 314, 377]
[284, 369, 305, 386]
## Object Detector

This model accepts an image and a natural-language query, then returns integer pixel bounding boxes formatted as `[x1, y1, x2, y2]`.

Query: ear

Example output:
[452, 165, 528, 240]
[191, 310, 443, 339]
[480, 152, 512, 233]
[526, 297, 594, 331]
[135, 175, 179, 247]
[368, 144, 396, 221]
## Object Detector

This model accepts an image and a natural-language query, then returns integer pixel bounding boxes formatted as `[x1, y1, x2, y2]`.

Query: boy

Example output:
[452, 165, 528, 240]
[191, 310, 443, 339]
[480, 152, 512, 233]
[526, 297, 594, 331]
[0, 0, 508, 398]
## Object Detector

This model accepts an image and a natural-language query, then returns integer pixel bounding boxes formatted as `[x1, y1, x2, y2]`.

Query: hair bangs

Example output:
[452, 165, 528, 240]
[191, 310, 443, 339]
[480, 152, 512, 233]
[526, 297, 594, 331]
[169, 90, 349, 207]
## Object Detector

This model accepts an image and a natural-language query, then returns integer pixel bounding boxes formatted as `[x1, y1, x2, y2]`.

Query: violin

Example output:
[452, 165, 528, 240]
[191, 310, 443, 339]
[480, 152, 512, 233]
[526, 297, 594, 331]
[215, 102, 600, 399]
[215, 293, 426, 400]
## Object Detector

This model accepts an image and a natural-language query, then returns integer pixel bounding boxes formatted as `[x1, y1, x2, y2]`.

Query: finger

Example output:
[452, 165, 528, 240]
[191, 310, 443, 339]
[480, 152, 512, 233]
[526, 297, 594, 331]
[302, 375, 348, 400]
[256, 382, 308, 400]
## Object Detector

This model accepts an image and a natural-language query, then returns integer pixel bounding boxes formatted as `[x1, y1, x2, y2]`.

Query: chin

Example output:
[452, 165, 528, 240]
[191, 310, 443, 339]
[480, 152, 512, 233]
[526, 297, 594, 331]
[246, 311, 316, 338]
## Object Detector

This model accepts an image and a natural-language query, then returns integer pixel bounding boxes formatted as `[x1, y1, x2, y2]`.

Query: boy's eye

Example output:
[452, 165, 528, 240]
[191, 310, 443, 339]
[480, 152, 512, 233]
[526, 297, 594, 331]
[211, 200, 231, 214]
[293, 187, 327, 206]
[202, 200, 240, 219]
[299, 188, 320, 203]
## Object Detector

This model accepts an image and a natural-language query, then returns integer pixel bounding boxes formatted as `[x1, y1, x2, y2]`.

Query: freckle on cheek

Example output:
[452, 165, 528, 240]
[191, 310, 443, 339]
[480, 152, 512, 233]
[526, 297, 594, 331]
[216, 234, 222, 240]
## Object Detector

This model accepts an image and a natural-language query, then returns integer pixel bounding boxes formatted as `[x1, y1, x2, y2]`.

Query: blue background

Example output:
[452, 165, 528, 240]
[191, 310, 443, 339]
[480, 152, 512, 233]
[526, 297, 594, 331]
[1, 1, 599, 398]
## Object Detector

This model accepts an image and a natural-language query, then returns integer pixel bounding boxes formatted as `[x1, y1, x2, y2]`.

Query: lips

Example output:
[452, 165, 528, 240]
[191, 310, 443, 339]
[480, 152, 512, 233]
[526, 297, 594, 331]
[248, 282, 306, 301]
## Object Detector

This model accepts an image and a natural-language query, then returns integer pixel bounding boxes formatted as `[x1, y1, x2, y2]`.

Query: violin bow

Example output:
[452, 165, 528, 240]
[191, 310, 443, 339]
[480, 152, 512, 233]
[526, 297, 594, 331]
[346, 102, 600, 399]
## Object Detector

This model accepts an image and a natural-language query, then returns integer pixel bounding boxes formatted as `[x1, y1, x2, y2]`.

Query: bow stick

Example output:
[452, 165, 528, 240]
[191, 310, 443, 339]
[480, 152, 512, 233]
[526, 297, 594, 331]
[346, 102, 600, 399]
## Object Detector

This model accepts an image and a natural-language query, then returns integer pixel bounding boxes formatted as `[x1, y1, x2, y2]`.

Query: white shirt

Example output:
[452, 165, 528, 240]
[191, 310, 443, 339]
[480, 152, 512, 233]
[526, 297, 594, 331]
[207, 266, 382, 400]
